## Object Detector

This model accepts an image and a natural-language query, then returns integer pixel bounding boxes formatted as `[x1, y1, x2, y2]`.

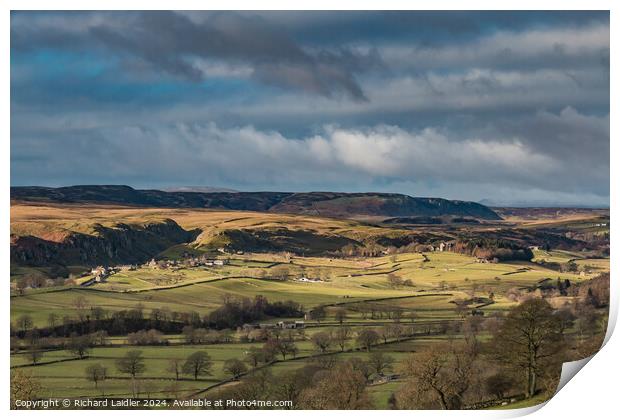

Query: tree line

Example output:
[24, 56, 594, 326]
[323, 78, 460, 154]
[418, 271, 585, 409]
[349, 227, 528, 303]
[11, 294, 304, 339]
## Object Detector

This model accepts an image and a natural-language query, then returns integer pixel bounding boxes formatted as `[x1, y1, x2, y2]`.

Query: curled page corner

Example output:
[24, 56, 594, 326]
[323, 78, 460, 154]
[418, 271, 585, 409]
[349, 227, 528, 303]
[555, 355, 594, 394]
[602, 275, 618, 347]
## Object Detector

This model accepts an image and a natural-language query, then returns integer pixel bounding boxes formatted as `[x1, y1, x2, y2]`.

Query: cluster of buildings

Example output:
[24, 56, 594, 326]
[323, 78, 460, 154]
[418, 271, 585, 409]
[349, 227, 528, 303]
[145, 256, 227, 270]
[82, 254, 230, 287]
[242, 320, 306, 330]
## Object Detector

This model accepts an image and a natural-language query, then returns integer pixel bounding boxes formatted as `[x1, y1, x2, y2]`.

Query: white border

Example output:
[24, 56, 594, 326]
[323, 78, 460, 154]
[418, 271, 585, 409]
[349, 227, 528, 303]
[2, 1, 616, 419]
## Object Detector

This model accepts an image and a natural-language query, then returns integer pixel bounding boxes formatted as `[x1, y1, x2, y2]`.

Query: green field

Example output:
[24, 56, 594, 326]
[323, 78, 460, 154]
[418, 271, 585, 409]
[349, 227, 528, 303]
[11, 251, 599, 327]
[10, 249, 608, 406]
[10, 203, 610, 408]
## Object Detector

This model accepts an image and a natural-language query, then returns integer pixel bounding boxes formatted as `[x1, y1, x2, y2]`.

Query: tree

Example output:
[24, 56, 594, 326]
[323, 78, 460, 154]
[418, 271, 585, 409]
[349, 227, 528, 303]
[10, 370, 41, 409]
[308, 307, 326, 324]
[334, 308, 347, 325]
[298, 361, 374, 409]
[261, 340, 279, 363]
[379, 326, 392, 344]
[356, 329, 379, 351]
[349, 357, 373, 382]
[392, 307, 404, 323]
[277, 340, 298, 360]
[163, 381, 182, 399]
[311, 331, 332, 353]
[73, 295, 90, 322]
[47, 313, 59, 330]
[167, 358, 182, 380]
[16, 315, 33, 336]
[223, 358, 248, 379]
[116, 350, 146, 378]
[183, 351, 213, 380]
[85, 363, 107, 391]
[244, 347, 264, 367]
[369, 352, 394, 376]
[334, 326, 351, 351]
[67, 333, 91, 359]
[399, 343, 477, 409]
[489, 298, 563, 398]
[271, 369, 313, 406]
[24, 346, 43, 365]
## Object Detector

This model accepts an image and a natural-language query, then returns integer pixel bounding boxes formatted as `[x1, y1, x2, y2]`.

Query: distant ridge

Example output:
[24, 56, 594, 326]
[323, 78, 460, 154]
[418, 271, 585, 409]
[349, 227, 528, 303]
[161, 186, 239, 193]
[10, 185, 502, 220]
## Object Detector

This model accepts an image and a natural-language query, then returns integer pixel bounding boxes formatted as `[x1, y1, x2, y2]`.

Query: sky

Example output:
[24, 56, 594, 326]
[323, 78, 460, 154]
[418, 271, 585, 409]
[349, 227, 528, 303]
[10, 11, 610, 206]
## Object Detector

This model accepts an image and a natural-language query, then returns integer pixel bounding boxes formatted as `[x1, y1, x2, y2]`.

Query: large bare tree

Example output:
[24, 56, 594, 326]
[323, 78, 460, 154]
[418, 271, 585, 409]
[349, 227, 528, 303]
[489, 298, 563, 398]
[399, 342, 478, 409]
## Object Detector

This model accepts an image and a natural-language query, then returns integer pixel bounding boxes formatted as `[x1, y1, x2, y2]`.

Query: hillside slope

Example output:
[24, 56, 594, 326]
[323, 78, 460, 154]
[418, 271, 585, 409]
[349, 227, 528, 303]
[11, 185, 501, 220]
[11, 218, 198, 268]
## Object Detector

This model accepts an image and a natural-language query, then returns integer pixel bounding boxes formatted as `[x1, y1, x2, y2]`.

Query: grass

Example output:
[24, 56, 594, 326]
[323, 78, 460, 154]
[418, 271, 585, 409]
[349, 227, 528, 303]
[10, 203, 609, 404]
[11, 330, 436, 399]
[11, 250, 597, 327]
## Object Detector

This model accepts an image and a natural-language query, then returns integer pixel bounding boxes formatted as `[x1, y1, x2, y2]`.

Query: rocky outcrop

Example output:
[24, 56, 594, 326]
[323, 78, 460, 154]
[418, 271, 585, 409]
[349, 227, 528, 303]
[10, 219, 198, 267]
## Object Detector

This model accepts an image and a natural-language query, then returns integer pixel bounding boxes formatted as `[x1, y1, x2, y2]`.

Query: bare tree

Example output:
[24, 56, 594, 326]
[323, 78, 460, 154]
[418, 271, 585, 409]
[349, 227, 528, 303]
[223, 358, 248, 379]
[85, 363, 107, 392]
[356, 329, 379, 351]
[10, 370, 41, 408]
[489, 298, 563, 398]
[277, 340, 298, 360]
[334, 326, 351, 351]
[182, 351, 213, 380]
[298, 361, 374, 409]
[167, 358, 182, 380]
[67, 333, 91, 359]
[334, 308, 347, 325]
[308, 307, 326, 324]
[369, 352, 394, 376]
[244, 347, 264, 367]
[379, 326, 392, 344]
[116, 350, 146, 379]
[24, 346, 43, 365]
[311, 331, 333, 353]
[399, 343, 477, 409]
[16, 315, 33, 336]
[47, 313, 58, 330]
[73, 295, 90, 322]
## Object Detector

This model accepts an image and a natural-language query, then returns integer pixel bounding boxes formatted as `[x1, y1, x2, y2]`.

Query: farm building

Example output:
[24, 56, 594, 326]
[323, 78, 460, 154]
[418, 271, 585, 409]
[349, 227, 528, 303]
[297, 276, 321, 283]
[276, 321, 305, 329]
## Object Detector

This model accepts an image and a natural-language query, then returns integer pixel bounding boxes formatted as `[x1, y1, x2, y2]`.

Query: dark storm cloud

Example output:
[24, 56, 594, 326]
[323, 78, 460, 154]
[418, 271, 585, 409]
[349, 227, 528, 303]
[12, 11, 375, 100]
[10, 11, 610, 206]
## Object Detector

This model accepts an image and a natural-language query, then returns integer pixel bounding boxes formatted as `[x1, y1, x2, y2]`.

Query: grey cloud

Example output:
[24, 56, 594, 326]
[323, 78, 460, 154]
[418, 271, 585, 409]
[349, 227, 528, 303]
[13, 11, 373, 101]
[379, 23, 610, 74]
[11, 113, 609, 200]
[10, 12, 610, 206]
